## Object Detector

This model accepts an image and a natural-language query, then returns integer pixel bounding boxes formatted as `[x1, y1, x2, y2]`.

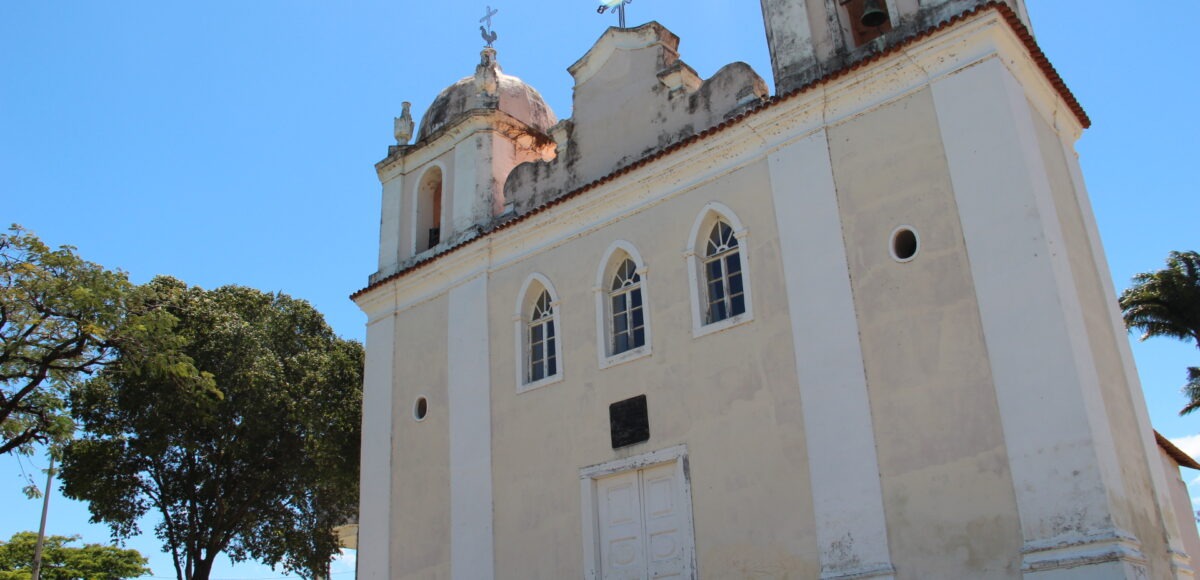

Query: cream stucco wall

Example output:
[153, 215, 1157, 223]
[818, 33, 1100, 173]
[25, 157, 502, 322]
[830, 88, 1023, 578]
[357, 7, 1187, 580]
[769, 127, 894, 577]
[377, 118, 549, 278]
[379, 146, 456, 268]
[390, 295, 451, 579]
[487, 159, 820, 579]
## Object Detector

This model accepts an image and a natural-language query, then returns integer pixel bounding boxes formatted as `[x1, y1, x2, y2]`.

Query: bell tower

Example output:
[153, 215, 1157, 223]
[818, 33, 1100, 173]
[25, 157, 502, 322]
[759, 0, 1031, 93]
[370, 48, 557, 285]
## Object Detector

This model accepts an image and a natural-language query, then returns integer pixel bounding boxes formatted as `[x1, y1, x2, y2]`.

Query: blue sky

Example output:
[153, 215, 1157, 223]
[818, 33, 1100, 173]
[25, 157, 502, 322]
[2, 1, 1197, 578]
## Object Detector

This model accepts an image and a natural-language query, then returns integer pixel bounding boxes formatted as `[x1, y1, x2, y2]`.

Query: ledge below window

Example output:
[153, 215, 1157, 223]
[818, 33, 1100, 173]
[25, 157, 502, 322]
[692, 312, 753, 339]
[518, 372, 564, 394]
[599, 345, 652, 370]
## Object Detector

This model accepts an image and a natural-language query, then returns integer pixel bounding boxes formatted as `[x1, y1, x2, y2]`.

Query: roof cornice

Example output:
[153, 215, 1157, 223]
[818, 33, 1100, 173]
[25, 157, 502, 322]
[352, 1, 1088, 301]
[1156, 431, 1200, 470]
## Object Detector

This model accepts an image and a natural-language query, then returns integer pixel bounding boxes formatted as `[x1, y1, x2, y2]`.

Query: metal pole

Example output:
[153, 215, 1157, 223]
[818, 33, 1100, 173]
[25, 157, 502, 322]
[30, 456, 54, 580]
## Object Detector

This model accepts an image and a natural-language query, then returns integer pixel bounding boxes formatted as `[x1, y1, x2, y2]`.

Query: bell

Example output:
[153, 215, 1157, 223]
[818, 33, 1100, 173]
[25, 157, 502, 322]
[861, 0, 889, 28]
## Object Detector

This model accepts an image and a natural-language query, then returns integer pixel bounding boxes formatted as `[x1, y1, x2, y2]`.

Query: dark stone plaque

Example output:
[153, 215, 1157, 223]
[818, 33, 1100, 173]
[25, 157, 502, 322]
[609, 395, 649, 449]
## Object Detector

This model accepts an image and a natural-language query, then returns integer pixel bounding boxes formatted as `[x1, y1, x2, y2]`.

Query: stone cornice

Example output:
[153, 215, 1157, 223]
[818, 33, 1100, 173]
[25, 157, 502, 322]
[375, 109, 552, 181]
[354, 240, 490, 322]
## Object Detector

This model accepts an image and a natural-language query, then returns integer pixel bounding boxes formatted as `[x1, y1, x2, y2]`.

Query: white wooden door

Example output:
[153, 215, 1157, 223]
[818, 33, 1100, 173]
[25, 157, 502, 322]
[641, 463, 686, 578]
[598, 470, 645, 580]
[596, 463, 689, 579]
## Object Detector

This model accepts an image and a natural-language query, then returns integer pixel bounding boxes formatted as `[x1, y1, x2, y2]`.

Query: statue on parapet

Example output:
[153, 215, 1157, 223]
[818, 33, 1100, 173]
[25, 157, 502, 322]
[394, 101, 414, 145]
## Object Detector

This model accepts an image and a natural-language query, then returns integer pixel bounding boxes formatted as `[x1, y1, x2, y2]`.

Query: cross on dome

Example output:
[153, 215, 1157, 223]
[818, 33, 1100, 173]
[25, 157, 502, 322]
[480, 5, 499, 47]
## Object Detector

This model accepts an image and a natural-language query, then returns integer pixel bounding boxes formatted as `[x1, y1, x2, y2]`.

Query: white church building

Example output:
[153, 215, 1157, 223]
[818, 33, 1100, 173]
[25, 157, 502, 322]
[351, 0, 1198, 577]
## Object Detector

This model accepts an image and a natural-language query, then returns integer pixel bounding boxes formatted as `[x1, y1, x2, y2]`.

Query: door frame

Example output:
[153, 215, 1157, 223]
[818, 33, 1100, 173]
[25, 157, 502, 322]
[579, 444, 697, 579]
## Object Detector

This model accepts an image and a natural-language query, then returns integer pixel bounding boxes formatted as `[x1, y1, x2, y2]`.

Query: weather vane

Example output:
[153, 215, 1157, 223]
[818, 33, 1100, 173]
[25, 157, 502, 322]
[480, 5, 499, 47]
[597, 0, 632, 29]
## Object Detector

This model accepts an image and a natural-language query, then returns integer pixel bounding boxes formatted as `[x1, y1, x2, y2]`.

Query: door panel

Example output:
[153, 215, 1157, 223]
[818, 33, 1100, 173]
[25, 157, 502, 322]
[642, 464, 685, 578]
[598, 471, 645, 580]
[597, 463, 689, 580]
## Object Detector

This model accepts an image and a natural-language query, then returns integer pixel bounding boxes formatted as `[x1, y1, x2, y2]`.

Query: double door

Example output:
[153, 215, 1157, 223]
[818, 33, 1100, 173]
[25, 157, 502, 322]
[596, 462, 690, 579]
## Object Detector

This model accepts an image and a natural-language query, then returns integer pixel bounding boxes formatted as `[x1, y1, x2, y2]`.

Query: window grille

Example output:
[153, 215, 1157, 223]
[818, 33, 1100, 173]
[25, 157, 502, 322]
[609, 259, 645, 354]
[702, 221, 745, 324]
[528, 290, 557, 382]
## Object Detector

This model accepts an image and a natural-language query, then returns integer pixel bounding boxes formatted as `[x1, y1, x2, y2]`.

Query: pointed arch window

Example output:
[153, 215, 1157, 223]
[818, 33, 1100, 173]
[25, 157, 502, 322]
[609, 259, 645, 355]
[514, 275, 563, 392]
[702, 221, 745, 324]
[528, 290, 557, 383]
[596, 242, 652, 369]
[686, 203, 754, 337]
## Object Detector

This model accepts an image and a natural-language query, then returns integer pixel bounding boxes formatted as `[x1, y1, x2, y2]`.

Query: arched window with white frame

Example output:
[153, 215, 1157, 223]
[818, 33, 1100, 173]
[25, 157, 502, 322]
[514, 274, 563, 392]
[528, 291, 557, 380]
[685, 203, 754, 337]
[702, 220, 745, 323]
[596, 242, 652, 368]
[610, 258, 645, 354]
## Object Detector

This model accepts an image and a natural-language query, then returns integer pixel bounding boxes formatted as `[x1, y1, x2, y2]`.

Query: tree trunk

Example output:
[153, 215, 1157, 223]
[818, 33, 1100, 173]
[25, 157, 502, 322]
[191, 556, 215, 580]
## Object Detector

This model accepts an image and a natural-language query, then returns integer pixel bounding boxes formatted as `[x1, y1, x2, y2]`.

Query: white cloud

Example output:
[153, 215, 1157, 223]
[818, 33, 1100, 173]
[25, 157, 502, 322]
[1170, 434, 1200, 460]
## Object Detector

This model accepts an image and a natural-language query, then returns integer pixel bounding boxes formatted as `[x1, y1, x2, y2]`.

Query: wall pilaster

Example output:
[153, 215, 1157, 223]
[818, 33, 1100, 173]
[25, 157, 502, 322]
[768, 129, 895, 580]
[358, 312, 398, 579]
[447, 273, 496, 580]
[933, 56, 1146, 578]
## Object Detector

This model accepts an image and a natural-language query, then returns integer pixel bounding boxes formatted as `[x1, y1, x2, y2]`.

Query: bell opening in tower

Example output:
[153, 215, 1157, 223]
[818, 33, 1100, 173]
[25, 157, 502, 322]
[842, 0, 892, 47]
[416, 167, 443, 254]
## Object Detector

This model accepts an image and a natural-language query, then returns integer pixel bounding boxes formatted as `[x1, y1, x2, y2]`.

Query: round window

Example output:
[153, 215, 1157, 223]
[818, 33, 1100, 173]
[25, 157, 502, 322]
[414, 396, 428, 421]
[890, 226, 919, 262]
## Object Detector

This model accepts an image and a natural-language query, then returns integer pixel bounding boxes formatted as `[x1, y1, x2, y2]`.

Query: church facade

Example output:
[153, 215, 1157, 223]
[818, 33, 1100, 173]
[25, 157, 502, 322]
[352, 1, 1195, 578]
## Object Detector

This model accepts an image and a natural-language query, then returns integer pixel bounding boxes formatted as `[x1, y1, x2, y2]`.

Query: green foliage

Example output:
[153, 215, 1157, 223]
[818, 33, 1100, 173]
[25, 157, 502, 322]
[1182, 367, 1200, 416]
[0, 531, 149, 579]
[60, 277, 363, 580]
[1119, 250, 1200, 414]
[0, 225, 131, 456]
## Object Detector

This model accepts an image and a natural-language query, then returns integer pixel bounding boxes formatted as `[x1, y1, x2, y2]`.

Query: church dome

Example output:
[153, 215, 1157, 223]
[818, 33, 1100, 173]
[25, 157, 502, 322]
[417, 54, 557, 142]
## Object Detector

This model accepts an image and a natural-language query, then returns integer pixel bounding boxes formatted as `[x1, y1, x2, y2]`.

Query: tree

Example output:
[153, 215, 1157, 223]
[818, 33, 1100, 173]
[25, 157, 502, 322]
[0, 225, 130, 456]
[239, 336, 363, 579]
[1119, 250, 1200, 414]
[0, 531, 149, 579]
[59, 277, 363, 580]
